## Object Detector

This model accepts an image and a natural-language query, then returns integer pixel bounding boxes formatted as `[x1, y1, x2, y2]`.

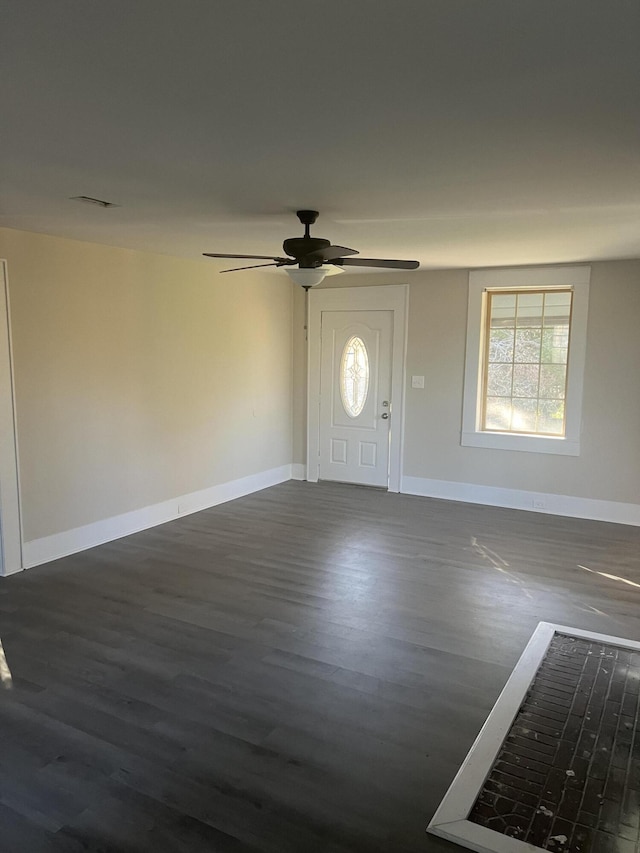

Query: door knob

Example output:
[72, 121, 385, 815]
[381, 412, 389, 419]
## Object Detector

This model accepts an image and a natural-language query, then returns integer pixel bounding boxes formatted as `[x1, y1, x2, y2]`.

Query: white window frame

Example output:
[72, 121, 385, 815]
[461, 265, 590, 456]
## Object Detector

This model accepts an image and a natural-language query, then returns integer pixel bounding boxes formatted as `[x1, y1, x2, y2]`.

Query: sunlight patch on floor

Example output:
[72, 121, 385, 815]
[0, 638, 13, 689]
[470, 536, 533, 599]
[578, 564, 640, 589]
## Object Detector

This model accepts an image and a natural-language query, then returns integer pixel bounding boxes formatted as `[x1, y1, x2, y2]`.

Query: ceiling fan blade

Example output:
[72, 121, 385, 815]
[203, 253, 291, 262]
[220, 262, 281, 273]
[331, 257, 420, 270]
[302, 244, 359, 263]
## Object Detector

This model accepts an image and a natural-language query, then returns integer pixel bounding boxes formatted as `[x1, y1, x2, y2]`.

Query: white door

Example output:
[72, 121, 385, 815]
[319, 310, 393, 487]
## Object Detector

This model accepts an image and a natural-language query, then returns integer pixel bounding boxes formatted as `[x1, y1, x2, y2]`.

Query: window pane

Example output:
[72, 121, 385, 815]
[516, 292, 544, 327]
[340, 336, 369, 417]
[512, 363, 539, 398]
[514, 328, 541, 363]
[512, 399, 538, 433]
[538, 400, 565, 435]
[539, 364, 567, 399]
[543, 291, 572, 326]
[488, 328, 514, 362]
[541, 328, 568, 364]
[490, 294, 516, 326]
[485, 397, 512, 430]
[517, 292, 544, 310]
[487, 363, 512, 396]
[544, 291, 572, 307]
[543, 312, 571, 328]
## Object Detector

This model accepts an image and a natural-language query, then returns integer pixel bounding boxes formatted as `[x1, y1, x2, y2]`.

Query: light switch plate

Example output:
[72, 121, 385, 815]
[411, 375, 425, 389]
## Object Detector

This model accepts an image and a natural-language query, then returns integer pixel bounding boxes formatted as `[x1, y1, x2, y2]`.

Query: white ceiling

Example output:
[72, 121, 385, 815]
[2, 1, 639, 271]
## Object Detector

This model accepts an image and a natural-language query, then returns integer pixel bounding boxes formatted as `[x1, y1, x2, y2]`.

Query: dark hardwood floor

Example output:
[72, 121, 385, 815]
[1, 481, 639, 853]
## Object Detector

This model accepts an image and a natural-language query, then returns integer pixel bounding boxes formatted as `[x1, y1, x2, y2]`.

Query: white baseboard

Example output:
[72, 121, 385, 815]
[1, 563, 23, 577]
[401, 476, 640, 527]
[17, 469, 639, 572]
[22, 464, 294, 570]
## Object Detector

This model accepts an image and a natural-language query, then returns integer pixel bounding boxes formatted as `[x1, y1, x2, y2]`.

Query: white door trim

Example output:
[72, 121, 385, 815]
[307, 284, 409, 492]
[0, 260, 23, 576]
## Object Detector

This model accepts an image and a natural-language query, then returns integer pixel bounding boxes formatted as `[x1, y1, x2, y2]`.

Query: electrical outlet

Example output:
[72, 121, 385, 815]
[533, 498, 546, 510]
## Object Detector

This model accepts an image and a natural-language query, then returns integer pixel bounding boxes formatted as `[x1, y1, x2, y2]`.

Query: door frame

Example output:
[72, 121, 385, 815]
[0, 260, 23, 576]
[306, 284, 409, 491]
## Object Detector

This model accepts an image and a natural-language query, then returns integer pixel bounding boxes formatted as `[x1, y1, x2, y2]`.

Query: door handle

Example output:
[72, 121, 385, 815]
[381, 412, 389, 419]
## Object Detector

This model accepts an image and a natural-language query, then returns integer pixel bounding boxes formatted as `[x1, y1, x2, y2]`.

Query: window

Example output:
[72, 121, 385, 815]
[340, 335, 369, 417]
[462, 266, 590, 455]
[483, 289, 571, 436]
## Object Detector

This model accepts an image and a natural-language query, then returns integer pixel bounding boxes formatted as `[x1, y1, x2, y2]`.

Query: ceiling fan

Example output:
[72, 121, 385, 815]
[203, 210, 420, 288]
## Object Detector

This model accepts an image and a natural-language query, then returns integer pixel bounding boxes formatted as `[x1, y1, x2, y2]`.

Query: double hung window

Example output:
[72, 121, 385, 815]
[462, 266, 590, 455]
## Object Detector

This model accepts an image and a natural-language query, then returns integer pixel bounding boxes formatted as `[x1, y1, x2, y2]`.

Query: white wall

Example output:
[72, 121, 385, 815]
[0, 227, 294, 564]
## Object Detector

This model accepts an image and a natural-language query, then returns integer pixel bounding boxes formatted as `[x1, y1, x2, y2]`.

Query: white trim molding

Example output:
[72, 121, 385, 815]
[428, 622, 640, 852]
[291, 463, 307, 480]
[306, 284, 409, 492]
[401, 476, 640, 526]
[21, 464, 293, 570]
[461, 265, 590, 456]
[0, 260, 23, 576]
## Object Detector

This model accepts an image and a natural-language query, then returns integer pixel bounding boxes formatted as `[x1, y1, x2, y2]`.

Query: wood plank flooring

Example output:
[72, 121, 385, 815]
[1, 481, 639, 852]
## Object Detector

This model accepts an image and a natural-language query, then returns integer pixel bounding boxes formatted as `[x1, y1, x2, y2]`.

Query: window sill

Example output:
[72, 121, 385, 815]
[461, 430, 580, 456]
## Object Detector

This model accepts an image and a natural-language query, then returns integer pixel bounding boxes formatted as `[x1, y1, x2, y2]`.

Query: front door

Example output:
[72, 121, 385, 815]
[318, 310, 393, 487]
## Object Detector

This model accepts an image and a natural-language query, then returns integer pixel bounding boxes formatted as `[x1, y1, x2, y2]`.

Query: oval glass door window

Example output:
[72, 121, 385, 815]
[340, 335, 370, 417]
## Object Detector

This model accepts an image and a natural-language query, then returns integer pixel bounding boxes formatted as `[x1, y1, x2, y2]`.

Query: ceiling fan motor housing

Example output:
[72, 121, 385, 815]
[283, 236, 331, 266]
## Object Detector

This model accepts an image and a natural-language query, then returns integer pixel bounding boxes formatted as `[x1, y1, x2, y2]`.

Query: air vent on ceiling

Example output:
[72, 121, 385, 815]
[70, 195, 120, 208]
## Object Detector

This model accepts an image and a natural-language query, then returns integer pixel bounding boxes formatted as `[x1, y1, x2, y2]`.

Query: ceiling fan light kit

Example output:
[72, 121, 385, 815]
[285, 266, 344, 288]
[203, 210, 419, 286]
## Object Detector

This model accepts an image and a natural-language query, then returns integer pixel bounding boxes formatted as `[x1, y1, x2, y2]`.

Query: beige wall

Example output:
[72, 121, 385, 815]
[3, 223, 638, 551]
[294, 261, 640, 505]
[0, 227, 294, 542]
